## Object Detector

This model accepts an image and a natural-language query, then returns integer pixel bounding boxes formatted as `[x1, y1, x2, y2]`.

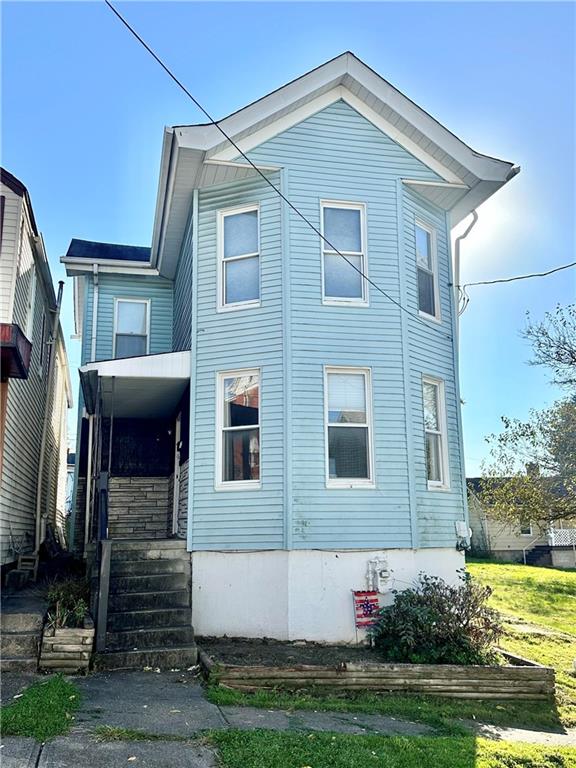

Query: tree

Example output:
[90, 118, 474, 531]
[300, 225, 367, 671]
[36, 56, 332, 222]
[480, 398, 576, 529]
[523, 304, 576, 392]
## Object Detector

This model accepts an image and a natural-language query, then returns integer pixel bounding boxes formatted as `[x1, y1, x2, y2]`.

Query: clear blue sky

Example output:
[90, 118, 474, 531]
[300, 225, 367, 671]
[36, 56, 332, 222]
[2, 2, 574, 473]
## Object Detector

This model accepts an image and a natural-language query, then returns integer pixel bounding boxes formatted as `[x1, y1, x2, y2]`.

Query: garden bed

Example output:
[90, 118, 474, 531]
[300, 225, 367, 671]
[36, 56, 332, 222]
[199, 639, 555, 700]
[39, 615, 94, 674]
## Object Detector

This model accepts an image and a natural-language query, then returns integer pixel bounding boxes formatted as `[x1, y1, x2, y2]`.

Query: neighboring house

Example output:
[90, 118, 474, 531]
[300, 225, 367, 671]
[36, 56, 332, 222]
[468, 478, 576, 568]
[0, 168, 73, 569]
[64, 53, 520, 647]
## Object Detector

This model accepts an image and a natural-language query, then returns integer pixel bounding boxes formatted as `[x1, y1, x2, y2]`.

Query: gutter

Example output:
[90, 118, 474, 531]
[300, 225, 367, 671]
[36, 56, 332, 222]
[453, 210, 478, 342]
[91, 264, 99, 361]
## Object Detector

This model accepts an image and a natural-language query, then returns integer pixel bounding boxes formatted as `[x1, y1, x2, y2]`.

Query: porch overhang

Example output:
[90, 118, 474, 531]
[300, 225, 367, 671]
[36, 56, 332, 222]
[80, 351, 190, 418]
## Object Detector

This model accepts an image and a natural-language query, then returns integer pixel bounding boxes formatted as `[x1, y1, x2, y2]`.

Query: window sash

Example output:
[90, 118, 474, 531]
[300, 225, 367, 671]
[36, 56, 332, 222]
[321, 202, 366, 303]
[217, 369, 261, 487]
[220, 207, 260, 308]
[114, 300, 149, 358]
[422, 378, 448, 488]
[325, 368, 373, 485]
[415, 221, 439, 319]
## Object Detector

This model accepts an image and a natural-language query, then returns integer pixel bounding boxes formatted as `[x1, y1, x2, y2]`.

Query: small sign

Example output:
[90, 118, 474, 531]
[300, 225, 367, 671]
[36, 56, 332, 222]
[352, 590, 380, 628]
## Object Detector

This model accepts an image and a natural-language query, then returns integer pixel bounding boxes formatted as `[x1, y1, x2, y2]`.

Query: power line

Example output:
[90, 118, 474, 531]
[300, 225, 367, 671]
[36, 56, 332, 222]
[104, 0, 454, 342]
[461, 261, 576, 289]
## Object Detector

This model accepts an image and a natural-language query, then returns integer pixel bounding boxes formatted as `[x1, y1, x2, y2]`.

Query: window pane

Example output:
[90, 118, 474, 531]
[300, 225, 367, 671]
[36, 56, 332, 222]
[117, 302, 147, 334]
[324, 207, 362, 252]
[225, 256, 259, 304]
[115, 334, 147, 359]
[324, 253, 363, 299]
[418, 268, 435, 316]
[423, 382, 439, 431]
[415, 225, 432, 269]
[328, 426, 369, 479]
[224, 375, 259, 428]
[224, 210, 258, 259]
[223, 428, 260, 481]
[328, 373, 366, 424]
[426, 432, 442, 482]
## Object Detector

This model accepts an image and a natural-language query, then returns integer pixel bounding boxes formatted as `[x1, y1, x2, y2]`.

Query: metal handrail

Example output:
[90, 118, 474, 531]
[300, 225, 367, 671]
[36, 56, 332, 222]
[522, 535, 543, 565]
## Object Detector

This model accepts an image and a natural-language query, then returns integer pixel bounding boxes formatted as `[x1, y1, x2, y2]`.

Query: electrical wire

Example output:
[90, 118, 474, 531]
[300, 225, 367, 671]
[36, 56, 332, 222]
[104, 0, 454, 341]
[461, 261, 576, 289]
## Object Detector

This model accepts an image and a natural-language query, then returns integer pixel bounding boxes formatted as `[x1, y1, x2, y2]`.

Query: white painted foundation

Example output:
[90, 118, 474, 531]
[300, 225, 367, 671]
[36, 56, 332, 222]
[191, 548, 465, 643]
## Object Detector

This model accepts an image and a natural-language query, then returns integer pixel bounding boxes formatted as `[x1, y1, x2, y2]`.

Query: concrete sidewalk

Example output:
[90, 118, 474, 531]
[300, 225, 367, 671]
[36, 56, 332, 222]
[2, 670, 575, 767]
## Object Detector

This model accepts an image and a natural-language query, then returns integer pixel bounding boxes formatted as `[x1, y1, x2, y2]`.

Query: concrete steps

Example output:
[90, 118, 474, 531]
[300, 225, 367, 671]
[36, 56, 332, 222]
[93, 539, 196, 670]
[0, 596, 46, 673]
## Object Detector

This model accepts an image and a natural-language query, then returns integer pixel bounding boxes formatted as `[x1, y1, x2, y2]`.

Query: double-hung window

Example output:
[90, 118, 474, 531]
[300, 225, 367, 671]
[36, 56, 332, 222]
[219, 206, 260, 310]
[217, 369, 260, 488]
[321, 202, 367, 304]
[415, 220, 440, 320]
[325, 367, 373, 486]
[25, 268, 37, 340]
[114, 299, 149, 359]
[422, 377, 449, 489]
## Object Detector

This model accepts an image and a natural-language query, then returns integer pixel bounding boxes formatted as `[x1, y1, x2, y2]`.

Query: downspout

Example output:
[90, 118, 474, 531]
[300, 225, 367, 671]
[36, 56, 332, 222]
[453, 210, 478, 344]
[454, 209, 478, 345]
[34, 280, 64, 552]
[91, 264, 99, 361]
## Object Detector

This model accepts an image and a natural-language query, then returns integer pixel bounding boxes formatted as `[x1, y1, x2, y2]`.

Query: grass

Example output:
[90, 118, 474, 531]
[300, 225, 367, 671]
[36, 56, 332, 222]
[469, 561, 576, 728]
[210, 730, 576, 768]
[0, 676, 80, 742]
[206, 685, 561, 734]
[94, 725, 189, 742]
[467, 561, 576, 636]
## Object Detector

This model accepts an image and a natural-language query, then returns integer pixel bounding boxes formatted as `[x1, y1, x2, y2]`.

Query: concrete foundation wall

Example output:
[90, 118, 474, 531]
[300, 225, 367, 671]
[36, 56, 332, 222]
[191, 547, 464, 642]
[551, 548, 576, 569]
[108, 477, 171, 539]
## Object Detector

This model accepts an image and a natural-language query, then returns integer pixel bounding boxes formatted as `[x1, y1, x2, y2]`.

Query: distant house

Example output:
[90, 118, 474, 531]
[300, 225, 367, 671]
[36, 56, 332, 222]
[0, 168, 73, 569]
[63, 53, 520, 661]
[468, 478, 576, 568]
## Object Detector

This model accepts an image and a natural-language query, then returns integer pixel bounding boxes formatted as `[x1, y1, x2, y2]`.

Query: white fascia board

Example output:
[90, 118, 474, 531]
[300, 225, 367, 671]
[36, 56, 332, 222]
[151, 128, 175, 265]
[61, 259, 159, 277]
[81, 349, 191, 380]
[155, 132, 183, 273]
[449, 179, 512, 227]
[73, 275, 85, 338]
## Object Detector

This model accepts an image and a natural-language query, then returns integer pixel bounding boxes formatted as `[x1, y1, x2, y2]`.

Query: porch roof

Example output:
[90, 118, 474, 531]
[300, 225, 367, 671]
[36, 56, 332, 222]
[80, 351, 190, 418]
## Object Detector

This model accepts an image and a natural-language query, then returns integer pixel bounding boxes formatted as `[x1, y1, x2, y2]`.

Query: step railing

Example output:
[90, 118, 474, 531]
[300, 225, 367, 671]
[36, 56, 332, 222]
[94, 471, 111, 653]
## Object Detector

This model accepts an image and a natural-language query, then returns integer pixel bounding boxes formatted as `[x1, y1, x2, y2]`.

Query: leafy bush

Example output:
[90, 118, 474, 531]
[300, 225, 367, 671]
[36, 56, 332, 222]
[369, 570, 503, 665]
[46, 577, 90, 630]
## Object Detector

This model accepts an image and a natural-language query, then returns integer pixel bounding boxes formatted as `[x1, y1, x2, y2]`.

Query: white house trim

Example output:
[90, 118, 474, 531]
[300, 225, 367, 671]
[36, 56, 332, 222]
[320, 200, 369, 307]
[422, 375, 450, 492]
[216, 204, 261, 313]
[113, 297, 151, 359]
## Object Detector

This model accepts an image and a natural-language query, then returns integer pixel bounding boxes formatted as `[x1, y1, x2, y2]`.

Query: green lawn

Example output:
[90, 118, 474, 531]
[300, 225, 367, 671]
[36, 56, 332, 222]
[468, 561, 576, 728]
[0, 676, 80, 741]
[211, 731, 576, 768]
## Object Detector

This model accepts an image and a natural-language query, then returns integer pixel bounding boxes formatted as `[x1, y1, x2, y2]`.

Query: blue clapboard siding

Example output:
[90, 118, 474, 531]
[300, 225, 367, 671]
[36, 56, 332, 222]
[173, 213, 193, 351]
[93, 273, 173, 361]
[190, 174, 284, 549]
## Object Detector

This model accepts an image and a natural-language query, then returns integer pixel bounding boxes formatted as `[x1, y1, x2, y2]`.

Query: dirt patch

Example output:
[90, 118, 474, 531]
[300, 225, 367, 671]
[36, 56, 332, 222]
[197, 637, 380, 667]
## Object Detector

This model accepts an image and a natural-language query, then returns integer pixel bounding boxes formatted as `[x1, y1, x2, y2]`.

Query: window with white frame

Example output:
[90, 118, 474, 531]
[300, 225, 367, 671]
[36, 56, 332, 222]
[422, 377, 449, 488]
[114, 299, 149, 359]
[520, 522, 533, 536]
[218, 369, 260, 486]
[219, 206, 260, 309]
[415, 221, 439, 319]
[25, 268, 36, 339]
[325, 368, 372, 484]
[321, 202, 367, 303]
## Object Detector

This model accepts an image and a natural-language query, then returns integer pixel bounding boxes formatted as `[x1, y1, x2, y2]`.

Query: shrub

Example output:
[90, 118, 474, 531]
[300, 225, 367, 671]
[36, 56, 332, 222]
[46, 577, 90, 630]
[369, 570, 503, 665]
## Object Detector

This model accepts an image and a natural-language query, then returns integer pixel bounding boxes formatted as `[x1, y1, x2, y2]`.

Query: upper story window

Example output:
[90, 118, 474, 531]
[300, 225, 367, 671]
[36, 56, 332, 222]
[520, 523, 533, 536]
[325, 367, 373, 486]
[321, 202, 367, 305]
[217, 369, 260, 489]
[422, 376, 449, 490]
[415, 220, 440, 321]
[218, 206, 260, 311]
[114, 298, 149, 359]
[25, 267, 36, 340]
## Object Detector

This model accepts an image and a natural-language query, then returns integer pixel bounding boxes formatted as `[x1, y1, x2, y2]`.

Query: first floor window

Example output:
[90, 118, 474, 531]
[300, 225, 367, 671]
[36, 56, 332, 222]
[321, 202, 367, 303]
[219, 206, 260, 309]
[415, 221, 439, 319]
[114, 299, 149, 358]
[218, 369, 260, 485]
[326, 368, 372, 484]
[422, 377, 449, 488]
[520, 523, 533, 536]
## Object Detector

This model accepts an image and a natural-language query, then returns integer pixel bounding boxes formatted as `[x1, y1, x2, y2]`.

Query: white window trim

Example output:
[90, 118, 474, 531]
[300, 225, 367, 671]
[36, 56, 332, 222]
[324, 366, 375, 488]
[113, 297, 151, 358]
[320, 200, 368, 307]
[215, 367, 262, 491]
[415, 218, 441, 323]
[520, 523, 533, 536]
[25, 267, 37, 340]
[422, 375, 450, 491]
[217, 204, 261, 313]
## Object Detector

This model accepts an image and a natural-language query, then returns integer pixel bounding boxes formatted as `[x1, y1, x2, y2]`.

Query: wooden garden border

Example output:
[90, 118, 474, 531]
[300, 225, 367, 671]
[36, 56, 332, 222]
[199, 649, 555, 700]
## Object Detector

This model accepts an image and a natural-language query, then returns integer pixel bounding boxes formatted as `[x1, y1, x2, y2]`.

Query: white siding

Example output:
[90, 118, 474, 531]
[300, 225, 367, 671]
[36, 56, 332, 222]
[0, 185, 22, 323]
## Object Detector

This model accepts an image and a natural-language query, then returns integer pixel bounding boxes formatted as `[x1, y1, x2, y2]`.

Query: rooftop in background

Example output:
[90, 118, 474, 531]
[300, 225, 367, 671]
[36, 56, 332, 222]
[66, 238, 151, 263]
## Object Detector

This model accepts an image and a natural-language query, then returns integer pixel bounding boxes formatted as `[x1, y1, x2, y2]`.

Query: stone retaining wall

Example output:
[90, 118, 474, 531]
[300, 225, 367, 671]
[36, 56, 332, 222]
[108, 477, 171, 539]
[39, 617, 94, 674]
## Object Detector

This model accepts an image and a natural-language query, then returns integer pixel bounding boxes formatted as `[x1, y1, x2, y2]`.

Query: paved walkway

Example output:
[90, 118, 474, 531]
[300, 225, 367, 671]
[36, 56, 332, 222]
[2, 671, 575, 767]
